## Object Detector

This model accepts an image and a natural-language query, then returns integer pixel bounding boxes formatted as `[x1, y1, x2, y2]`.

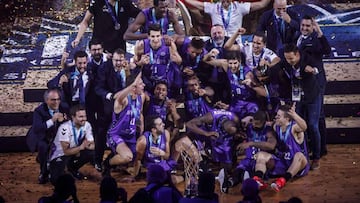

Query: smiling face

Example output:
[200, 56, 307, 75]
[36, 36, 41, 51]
[221, 0, 232, 9]
[154, 83, 167, 100]
[275, 109, 289, 126]
[149, 30, 162, 50]
[211, 25, 225, 46]
[72, 110, 87, 128]
[155, 0, 169, 18]
[252, 35, 265, 55]
[75, 56, 88, 74]
[300, 18, 314, 36]
[45, 90, 61, 110]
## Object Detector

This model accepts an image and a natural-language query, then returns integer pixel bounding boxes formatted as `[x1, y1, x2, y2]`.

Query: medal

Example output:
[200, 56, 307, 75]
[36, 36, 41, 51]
[114, 23, 121, 30]
[267, 103, 273, 111]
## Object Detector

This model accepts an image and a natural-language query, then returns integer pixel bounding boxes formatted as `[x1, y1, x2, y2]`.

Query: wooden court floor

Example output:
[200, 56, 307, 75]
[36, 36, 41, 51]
[0, 144, 359, 203]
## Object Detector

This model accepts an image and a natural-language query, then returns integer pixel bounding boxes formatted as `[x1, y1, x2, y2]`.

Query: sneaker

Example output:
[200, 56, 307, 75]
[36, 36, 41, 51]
[69, 169, 85, 180]
[102, 156, 112, 177]
[311, 159, 320, 170]
[218, 168, 228, 193]
[38, 173, 48, 184]
[94, 163, 103, 172]
[271, 177, 286, 192]
[253, 176, 267, 190]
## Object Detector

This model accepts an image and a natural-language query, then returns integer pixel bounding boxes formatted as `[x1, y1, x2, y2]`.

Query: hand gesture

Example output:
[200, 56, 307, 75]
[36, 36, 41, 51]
[214, 101, 229, 110]
[163, 35, 173, 46]
[209, 48, 219, 58]
[150, 146, 165, 156]
[280, 10, 291, 23]
[288, 102, 297, 118]
[138, 54, 150, 66]
[71, 39, 80, 48]
[52, 112, 65, 122]
[206, 131, 219, 139]
[59, 74, 69, 86]
[183, 67, 195, 76]
[236, 27, 246, 35]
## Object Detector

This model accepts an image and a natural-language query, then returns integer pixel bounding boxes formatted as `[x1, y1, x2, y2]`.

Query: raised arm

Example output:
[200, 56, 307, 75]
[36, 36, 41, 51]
[113, 73, 142, 113]
[169, 40, 182, 65]
[224, 27, 246, 50]
[123, 12, 148, 40]
[72, 10, 93, 48]
[184, 0, 204, 10]
[168, 9, 185, 36]
[249, 0, 271, 12]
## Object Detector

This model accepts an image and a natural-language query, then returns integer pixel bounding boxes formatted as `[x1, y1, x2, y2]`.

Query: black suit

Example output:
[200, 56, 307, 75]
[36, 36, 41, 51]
[94, 60, 125, 165]
[26, 103, 68, 176]
[297, 31, 331, 155]
[257, 8, 300, 56]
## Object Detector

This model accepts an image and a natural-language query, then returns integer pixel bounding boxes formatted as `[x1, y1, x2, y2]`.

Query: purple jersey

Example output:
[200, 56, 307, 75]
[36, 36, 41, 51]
[143, 39, 171, 85]
[237, 124, 271, 171]
[209, 110, 236, 164]
[185, 92, 213, 120]
[227, 66, 255, 101]
[107, 95, 142, 148]
[143, 131, 167, 166]
[227, 67, 258, 119]
[271, 121, 310, 177]
[143, 132, 176, 171]
[179, 37, 207, 70]
[146, 96, 167, 122]
[142, 8, 170, 35]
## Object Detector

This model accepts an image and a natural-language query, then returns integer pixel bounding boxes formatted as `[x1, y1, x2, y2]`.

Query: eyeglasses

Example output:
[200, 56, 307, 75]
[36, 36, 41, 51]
[49, 98, 61, 101]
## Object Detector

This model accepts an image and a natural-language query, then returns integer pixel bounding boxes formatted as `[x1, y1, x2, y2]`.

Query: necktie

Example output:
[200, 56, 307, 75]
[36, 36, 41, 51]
[78, 74, 85, 105]
[297, 36, 304, 47]
[278, 18, 285, 41]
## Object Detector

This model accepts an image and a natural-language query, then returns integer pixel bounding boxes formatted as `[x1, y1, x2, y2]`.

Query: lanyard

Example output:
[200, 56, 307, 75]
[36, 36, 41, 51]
[264, 84, 271, 104]
[252, 49, 265, 67]
[152, 8, 164, 33]
[104, 0, 120, 27]
[129, 95, 140, 120]
[149, 47, 155, 64]
[149, 133, 162, 146]
[279, 123, 291, 142]
[72, 122, 84, 146]
[187, 54, 201, 70]
[220, 3, 232, 29]
[232, 65, 244, 81]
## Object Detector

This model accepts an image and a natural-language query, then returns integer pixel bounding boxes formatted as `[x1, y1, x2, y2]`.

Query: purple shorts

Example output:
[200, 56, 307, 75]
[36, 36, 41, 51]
[107, 134, 136, 159]
[268, 154, 309, 178]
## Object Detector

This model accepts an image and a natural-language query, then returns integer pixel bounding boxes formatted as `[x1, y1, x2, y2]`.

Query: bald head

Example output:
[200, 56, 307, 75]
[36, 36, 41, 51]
[274, 0, 287, 16]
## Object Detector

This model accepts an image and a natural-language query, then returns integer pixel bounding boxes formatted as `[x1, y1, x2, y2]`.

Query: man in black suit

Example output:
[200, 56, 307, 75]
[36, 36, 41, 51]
[257, 0, 300, 57]
[296, 15, 331, 159]
[26, 88, 68, 184]
[94, 48, 129, 171]
[283, 44, 322, 170]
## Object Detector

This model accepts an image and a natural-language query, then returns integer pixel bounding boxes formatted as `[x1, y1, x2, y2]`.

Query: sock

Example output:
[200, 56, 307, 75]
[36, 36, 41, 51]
[284, 172, 292, 181]
[254, 171, 264, 179]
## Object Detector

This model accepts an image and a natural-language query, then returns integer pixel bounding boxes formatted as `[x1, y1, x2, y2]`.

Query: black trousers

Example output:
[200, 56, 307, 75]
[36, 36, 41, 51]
[49, 149, 94, 185]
